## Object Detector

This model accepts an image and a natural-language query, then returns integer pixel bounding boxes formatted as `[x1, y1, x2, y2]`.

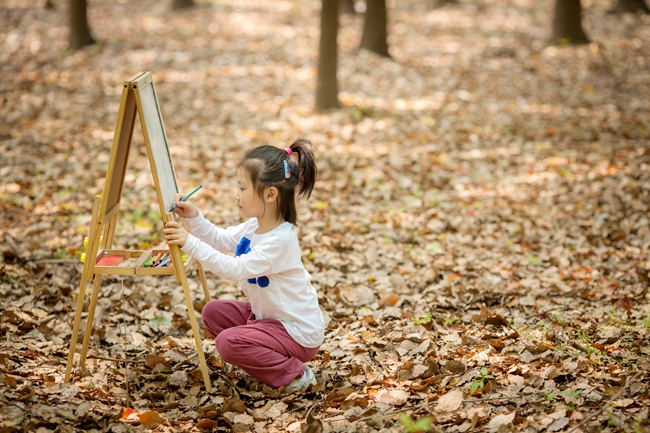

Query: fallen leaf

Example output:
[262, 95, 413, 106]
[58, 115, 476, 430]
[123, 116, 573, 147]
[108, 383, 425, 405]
[484, 315, 509, 327]
[138, 411, 164, 428]
[436, 388, 464, 412]
[326, 387, 356, 407]
[223, 397, 247, 413]
[120, 408, 142, 422]
[233, 412, 254, 425]
[489, 339, 505, 350]
[612, 398, 635, 408]
[302, 410, 324, 433]
[340, 286, 376, 306]
[488, 412, 516, 432]
[614, 298, 634, 311]
[379, 292, 400, 307]
[374, 389, 410, 406]
[145, 353, 168, 369]
[148, 316, 171, 331]
[197, 419, 217, 430]
[547, 417, 570, 432]
[443, 360, 466, 374]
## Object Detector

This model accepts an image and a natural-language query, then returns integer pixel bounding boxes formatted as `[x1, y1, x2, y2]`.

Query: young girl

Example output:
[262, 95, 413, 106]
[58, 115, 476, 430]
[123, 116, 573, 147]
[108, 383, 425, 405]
[162, 138, 324, 392]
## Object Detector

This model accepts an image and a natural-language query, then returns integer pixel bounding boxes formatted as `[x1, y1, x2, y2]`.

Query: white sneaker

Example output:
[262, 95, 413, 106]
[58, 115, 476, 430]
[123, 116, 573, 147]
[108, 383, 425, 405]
[285, 365, 316, 393]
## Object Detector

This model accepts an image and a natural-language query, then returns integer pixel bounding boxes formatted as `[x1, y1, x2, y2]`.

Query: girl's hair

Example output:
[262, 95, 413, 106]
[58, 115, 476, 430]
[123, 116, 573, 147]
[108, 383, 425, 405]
[239, 137, 317, 225]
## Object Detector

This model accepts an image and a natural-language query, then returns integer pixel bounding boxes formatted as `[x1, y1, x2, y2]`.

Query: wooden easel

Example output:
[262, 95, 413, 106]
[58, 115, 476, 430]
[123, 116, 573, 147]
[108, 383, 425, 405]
[64, 72, 213, 392]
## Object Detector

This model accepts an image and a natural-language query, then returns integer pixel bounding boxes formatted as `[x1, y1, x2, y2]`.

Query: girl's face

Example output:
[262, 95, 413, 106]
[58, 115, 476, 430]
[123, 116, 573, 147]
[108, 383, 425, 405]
[236, 167, 264, 219]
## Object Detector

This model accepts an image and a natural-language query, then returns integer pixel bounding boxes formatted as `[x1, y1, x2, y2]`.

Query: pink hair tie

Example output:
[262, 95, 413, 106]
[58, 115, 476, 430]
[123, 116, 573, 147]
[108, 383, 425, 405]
[285, 147, 293, 155]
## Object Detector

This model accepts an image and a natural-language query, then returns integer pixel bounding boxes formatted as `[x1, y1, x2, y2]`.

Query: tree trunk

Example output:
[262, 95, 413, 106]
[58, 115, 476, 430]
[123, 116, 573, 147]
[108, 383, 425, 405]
[551, 0, 589, 45]
[340, 0, 356, 14]
[172, 0, 196, 11]
[610, 0, 650, 13]
[68, 0, 95, 50]
[316, 0, 340, 111]
[360, 0, 390, 57]
[432, 0, 458, 9]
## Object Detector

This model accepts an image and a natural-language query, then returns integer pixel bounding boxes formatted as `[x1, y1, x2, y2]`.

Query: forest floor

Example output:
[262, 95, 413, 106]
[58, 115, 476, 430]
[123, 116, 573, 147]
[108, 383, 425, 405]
[2, 0, 650, 432]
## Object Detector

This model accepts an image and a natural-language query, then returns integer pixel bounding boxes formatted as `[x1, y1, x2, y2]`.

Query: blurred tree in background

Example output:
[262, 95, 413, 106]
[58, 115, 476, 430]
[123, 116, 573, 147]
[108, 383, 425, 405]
[68, 0, 94, 50]
[316, 0, 340, 111]
[66, 0, 196, 51]
[61, 0, 647, 110]
[360, 0, 390, 57]
[610, 0, 650, 13]
[552, 0, 589, 45]
[432, 0, 458, 9]
[172, 0, 196, 10]
[340, 0, 357, 14]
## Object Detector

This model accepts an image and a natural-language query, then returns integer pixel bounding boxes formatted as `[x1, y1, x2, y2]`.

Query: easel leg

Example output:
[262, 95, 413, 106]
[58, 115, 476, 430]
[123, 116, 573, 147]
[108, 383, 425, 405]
[79, 275, 102, 372]
[64, 274, 90, 382]
[197, 262, 211, 303]
[180, 270, 212, 392]
[65, 197, 102, 382]
[103, 211, 119, 249]
[78, 208, 115, 371]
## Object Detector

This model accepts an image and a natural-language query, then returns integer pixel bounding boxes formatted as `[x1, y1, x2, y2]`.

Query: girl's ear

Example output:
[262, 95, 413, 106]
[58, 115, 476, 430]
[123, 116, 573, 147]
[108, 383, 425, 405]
[265, 186, 279, 203]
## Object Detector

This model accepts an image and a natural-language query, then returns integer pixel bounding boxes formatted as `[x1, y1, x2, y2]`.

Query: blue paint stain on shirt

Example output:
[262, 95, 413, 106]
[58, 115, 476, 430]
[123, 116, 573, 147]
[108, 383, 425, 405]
[236, 237, 251, 257]
[235, 237, 269, 286]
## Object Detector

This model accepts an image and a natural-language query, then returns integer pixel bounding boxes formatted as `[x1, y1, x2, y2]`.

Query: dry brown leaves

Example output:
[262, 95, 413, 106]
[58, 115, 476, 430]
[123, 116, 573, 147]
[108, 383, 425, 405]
[1, 0, 650, 432]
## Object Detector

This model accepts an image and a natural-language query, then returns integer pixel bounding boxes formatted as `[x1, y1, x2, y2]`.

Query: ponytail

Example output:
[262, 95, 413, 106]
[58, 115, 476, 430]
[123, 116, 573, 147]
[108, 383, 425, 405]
[286, 137, 317, 199]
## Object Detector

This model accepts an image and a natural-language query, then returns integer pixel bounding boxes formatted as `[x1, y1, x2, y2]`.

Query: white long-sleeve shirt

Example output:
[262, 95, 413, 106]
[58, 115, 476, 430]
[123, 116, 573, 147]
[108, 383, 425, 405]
[180, 212, 324, 348]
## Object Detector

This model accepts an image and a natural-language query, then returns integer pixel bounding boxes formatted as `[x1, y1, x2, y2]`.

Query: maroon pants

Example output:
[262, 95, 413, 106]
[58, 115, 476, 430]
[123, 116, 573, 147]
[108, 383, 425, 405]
[201, 299, 319, 388]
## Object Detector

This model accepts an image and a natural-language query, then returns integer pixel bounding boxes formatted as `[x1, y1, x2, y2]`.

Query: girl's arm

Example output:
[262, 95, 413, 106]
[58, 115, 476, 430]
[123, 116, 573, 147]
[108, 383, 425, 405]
[170, 195, 245, 253]
[181, 235, 276, 281]
[180, 210, 247, 254]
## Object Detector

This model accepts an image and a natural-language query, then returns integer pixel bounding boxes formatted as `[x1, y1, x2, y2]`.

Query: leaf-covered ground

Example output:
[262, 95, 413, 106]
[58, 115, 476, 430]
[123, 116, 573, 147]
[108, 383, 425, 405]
[1, 0, 650, 431]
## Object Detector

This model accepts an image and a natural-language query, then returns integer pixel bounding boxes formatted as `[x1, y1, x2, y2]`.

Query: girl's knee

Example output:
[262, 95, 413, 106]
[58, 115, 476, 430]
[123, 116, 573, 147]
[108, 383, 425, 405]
[201, 300, 231, 331]
[214, 330, 239, 363]
[201, 299, 222, 318]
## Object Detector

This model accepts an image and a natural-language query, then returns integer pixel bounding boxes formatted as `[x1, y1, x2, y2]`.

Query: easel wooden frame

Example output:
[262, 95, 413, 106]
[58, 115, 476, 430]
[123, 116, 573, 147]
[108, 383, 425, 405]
[64, 72, 213, 392]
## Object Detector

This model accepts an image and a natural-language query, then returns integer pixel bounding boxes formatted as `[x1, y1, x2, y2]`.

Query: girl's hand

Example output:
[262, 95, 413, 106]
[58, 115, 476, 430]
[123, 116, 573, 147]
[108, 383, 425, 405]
[171, 193, 199, 218]
[163, 221, 189, 247]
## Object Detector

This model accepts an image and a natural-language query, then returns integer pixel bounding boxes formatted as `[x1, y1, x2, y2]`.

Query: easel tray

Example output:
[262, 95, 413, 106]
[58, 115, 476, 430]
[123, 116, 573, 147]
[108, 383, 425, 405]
[93, 249, 193, 276]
